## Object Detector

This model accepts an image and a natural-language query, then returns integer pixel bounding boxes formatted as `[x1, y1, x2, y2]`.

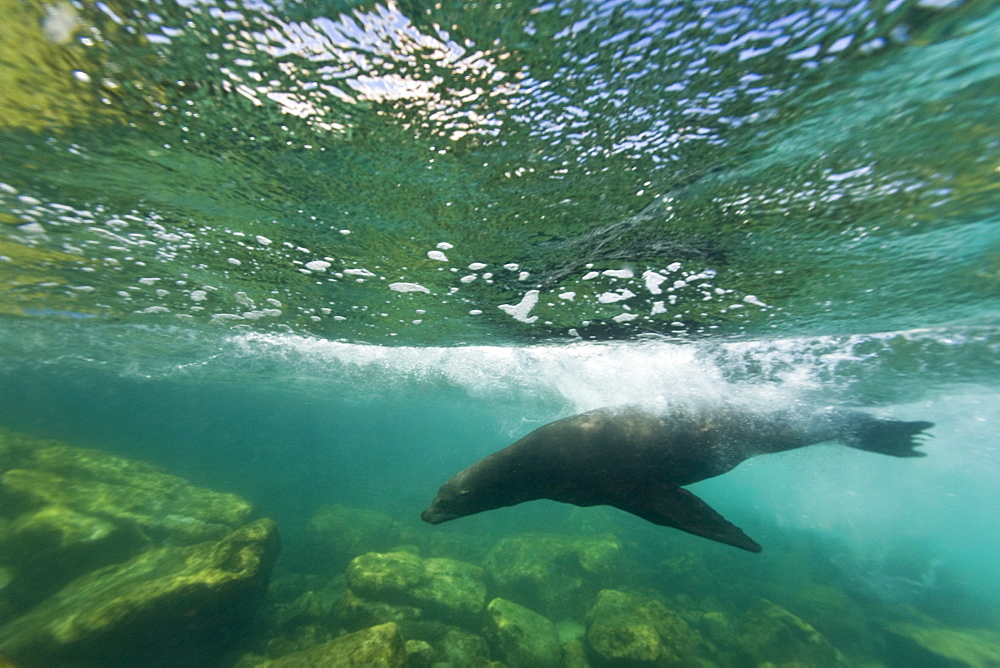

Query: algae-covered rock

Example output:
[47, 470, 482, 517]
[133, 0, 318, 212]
[0, 504, 140, 605]
[562, 637, 591, 668]
[484, 533, 621, 617]
[0, 430, 257, 613]
[337, 587, 429, 631]
[0, 430, 252, 545]
[441, 627, 494, 665]
[737, 598, 841, 666]
[699, 610, 737, 649]
[405, 638, 436, 666]
[887, 622, 1000, 666]
[254, 622, 407, 667]
[485, 597, 562, 667]
[347, 551, 487, 623]
[297, 504, 402, 574]
[586, 589, 702, 664]
[0, 518, 279, 666]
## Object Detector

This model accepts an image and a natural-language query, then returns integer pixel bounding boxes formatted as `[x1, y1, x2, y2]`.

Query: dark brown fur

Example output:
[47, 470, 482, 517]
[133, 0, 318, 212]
[422, 404, 932, 552]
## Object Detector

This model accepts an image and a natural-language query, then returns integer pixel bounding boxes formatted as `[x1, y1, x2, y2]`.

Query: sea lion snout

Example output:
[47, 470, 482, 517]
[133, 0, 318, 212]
[420, 504, 456, 524]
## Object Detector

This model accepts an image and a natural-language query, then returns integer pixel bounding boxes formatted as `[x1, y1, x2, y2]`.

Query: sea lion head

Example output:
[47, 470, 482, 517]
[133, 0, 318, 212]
[420, 471, 480, 524]
[421, 463, 517, 524]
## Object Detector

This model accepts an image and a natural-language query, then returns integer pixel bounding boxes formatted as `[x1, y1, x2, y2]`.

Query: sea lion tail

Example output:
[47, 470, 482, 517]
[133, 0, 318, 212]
[846, 417, 934, 458]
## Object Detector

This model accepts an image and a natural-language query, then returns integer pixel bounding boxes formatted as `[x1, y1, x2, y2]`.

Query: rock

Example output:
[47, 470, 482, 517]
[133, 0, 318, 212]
[557, 618, 586, 644]
[586, 589, 701, 664]
[0, 430, 252, 543]
[346, 551, 486, 623]
[296, 504, 401, 574]
[485, 597, 561, 667]
[0, 518, 279, 666]
[0, 429, 255, 612]
[785, 583, 869, 653]
[887, 622, 1000, 666]
[441, 627, 493, 665]
[0, 504, 140, 605]
[737, 598, 841, 666]
[348, 551, 425, 595]
[256, 622, 407, 667]
[405, 638, 436, 666]
[337, 588, 427, 629]
[699, 610, 737, 649]
[424, 530, 495, 564]
[484, 533, 620, 617]
[562, 638, 591, 668]
[260, 624, 336, 661]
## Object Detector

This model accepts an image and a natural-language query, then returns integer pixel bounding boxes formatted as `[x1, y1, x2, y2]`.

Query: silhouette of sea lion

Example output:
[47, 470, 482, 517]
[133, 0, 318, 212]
[421, 404, 933, 552]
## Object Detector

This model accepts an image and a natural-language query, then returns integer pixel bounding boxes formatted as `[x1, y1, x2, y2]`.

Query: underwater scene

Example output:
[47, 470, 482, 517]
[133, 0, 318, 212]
[1, 0, 1000, 665]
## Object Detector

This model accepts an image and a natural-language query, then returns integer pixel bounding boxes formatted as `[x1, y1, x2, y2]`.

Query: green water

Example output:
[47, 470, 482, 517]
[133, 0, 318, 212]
[1, 0, 999, 665]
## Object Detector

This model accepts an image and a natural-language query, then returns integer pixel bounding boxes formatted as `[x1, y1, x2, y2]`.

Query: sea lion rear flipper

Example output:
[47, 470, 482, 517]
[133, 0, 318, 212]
[619, 487, 762, 553]
[847, 417, 934, 458]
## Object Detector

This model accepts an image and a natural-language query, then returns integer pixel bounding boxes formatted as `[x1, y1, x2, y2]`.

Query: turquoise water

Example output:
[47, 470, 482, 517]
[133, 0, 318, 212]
[2, 0, 1000, 665]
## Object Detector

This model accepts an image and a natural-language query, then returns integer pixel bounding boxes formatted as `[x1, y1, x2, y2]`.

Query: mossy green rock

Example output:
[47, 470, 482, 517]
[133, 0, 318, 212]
[0, 432, 253, 544]
[298, 504, 402, 574]
[255, 622, 407, 667]
[405, 638, 437, 667]
[586, 589, 701, 664]
[486, 597, 562, 667]
[699, 610, 737, 649]
[337, 588, 429, 631]
[0, 430, 257, 612]
[887, 622, 1000, 666]
[441, 627, 493, 665]
[347, 551, 486, 622]
[0, 430, 251, 548]
[484, 533, 621, 617]
[0, 518, 278, 666]
[738, 598, 841, 666]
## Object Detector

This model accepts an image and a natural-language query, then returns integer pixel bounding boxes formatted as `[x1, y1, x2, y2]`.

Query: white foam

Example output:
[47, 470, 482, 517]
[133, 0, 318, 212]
[389, 282, 430, 293]
[498, 290, 539, 323]
[305, 260, 331, 271]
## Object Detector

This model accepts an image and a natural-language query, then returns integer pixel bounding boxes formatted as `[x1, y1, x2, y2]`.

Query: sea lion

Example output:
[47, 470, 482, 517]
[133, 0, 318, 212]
[421, 404, 933, 552]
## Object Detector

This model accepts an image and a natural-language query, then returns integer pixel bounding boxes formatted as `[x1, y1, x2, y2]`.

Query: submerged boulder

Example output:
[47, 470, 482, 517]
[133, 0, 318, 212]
[485, 597, 562, 667]
[484, 533, 621, 617]
[585, 589, 702, 664]
[346, 551, 487, 624]
[297, 504, 402, 574]
[0, 430, 252, 542]
[737, 598, 841, 666]
[440, 627, 494, 665]
[0, 429, 254, 611]
[249, 622, 407, 667]
[0, 518, 279, 666]
[887, 621, 1000, 666]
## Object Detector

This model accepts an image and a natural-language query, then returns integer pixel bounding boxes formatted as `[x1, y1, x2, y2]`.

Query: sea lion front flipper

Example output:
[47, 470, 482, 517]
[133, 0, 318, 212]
[618, 487, 763, 553]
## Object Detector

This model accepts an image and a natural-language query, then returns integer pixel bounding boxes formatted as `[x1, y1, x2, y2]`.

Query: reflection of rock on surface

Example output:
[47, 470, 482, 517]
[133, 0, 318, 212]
[0, 429, 278, 665]
[484, 533, 621, 618]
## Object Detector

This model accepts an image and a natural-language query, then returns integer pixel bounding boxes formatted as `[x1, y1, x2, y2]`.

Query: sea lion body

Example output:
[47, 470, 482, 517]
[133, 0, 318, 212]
[421, 404, 932, 552]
